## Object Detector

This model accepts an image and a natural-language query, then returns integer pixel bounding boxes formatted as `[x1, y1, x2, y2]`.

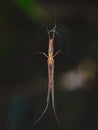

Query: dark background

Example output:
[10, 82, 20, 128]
[0, 0, 98, 130]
